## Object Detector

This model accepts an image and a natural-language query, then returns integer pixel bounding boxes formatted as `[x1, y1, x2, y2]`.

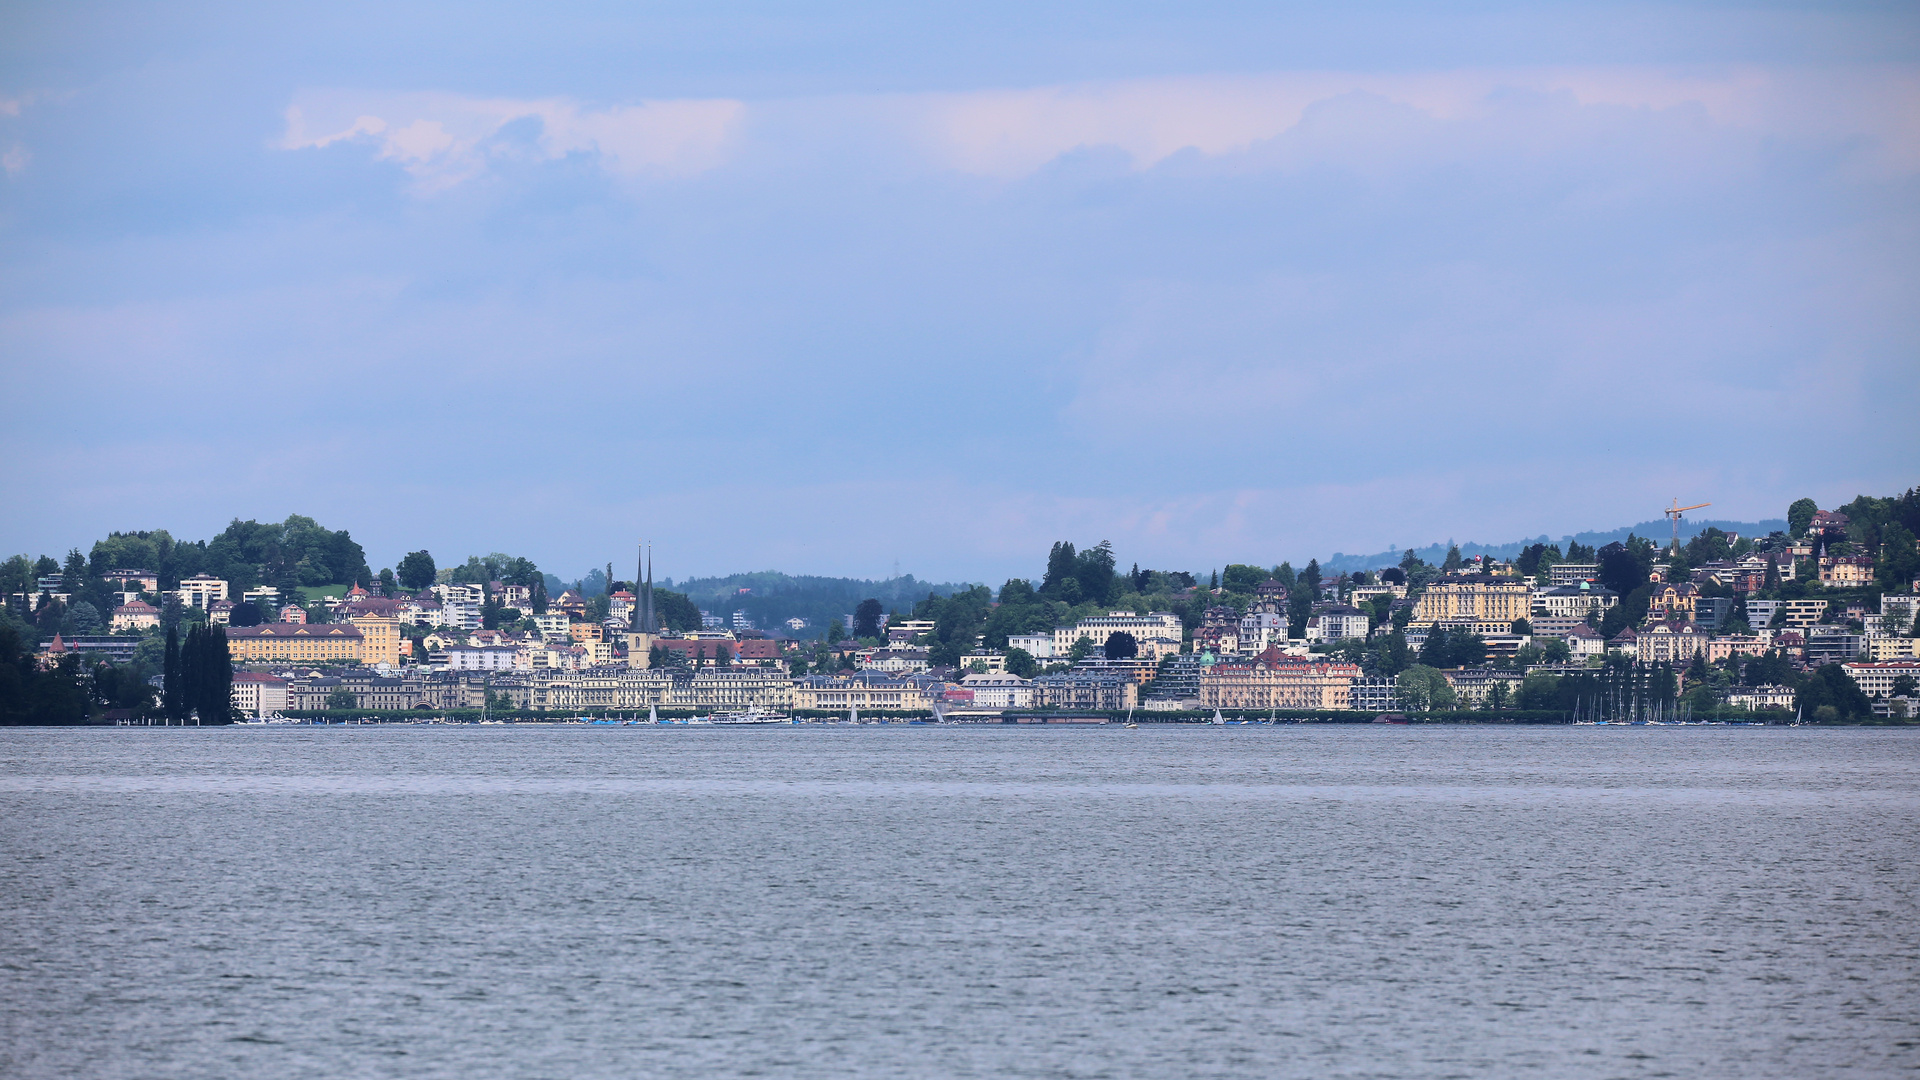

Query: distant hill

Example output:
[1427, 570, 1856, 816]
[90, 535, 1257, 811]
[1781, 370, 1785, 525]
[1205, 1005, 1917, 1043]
[1321, 517, 1787, 574]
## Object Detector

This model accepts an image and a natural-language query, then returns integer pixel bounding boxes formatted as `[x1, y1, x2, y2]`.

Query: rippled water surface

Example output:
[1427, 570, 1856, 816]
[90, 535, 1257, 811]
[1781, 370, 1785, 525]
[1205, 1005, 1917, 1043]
[2, 725, 1916, 1079]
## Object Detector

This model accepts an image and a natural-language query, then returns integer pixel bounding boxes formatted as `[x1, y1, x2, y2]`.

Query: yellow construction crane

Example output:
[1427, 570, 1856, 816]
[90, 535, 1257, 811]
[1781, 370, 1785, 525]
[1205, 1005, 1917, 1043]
[1665, 497, 1711, 552]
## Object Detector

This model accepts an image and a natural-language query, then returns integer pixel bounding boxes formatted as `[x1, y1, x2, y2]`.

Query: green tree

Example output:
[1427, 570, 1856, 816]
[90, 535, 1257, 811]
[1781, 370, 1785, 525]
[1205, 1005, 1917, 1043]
[1377, 631, 1411, 676]
[1487, 680, 1509, 711]
[1442, 545, 1464, 572]
[1510, 618, 1532, 635]
[1104, 631, 1138, 660]
[1517, 672, 1560, 710]
[1041, 542, 1078, 598]
[62, 548, 90, 593]
[1876, 523, 1919, 591]
[1075, 541, 1117, 604]
[63, 601, 102, 635]
[826, 619, 846, 644]
[162, 625, 182, 721]
[853, 598, 885, 640]
[326, 689, 356, 710]
[1795, 663, 1871, 722]
[1396, 665, 1455, 712]
[397, 550, 436, 591]
[1068, 636, 1093, 662]
[0, 623, 90, 725]
[1004, 647, 1038, 678]
[1222, 564, 1267, 593]
[1788, 498, 1819, 539]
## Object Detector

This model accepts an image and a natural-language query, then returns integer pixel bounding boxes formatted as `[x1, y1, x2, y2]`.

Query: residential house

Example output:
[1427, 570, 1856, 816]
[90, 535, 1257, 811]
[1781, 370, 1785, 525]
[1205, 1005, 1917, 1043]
[109, 599, 160, 632]
[1636, 620, 1707, 664]
[1563, 623, 1606, 660]
[1304, 604, 1370, 643]
[1532, 582, 1618, 621]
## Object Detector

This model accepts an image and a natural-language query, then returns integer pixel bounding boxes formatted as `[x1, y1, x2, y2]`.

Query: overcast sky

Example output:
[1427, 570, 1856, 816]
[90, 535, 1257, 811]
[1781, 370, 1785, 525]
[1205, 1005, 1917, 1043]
[2, 2, 1915, 583]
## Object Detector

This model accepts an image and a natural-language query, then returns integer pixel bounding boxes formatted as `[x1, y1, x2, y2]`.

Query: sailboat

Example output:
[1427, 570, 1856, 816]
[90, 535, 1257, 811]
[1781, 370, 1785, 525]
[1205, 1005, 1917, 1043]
[849, 704, 859, 725]
[1211, 709, 1225, 726]
[649, 703, 659, 724]
[1123, 706, 1136, 729]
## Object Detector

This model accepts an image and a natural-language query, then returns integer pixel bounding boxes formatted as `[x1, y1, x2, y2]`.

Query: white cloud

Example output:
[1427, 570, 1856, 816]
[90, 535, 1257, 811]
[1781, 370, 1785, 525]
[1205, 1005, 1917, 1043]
[281, 92, 745, 189]
[903, 67, 1920, 177]
[281, 66, 1920, 191]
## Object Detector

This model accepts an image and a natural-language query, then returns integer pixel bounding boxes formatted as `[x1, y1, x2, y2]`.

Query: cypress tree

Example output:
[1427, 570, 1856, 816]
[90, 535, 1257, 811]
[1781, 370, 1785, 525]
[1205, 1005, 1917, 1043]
[162, 625, 181, 723]
[181, 625, 203, 723]
[204, 626, 232, 723]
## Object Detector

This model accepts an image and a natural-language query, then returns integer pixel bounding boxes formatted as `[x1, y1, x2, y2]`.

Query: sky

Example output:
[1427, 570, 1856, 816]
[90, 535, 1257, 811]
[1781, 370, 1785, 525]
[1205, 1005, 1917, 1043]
[2, 1, 1916, 585]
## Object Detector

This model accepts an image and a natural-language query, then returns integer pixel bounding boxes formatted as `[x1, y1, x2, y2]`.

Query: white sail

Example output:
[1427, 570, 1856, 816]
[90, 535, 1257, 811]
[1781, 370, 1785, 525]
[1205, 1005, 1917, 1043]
[649, 703, 658, 724]
[1212, 709, 1225, 725]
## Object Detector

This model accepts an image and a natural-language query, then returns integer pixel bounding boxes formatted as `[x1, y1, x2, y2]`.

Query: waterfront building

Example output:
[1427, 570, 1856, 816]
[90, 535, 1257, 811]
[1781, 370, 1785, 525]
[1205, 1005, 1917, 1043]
[1030, 672, 1136, 711]
[230, 672, 289, 718]
[961, 673, 1032, 709]
[1198, 647, 1360, 710]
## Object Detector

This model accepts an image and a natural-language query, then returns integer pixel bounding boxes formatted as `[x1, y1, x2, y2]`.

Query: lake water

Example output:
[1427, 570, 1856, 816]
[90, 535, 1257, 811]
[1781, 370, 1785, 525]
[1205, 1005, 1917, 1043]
[1, 725, 1916, 1079]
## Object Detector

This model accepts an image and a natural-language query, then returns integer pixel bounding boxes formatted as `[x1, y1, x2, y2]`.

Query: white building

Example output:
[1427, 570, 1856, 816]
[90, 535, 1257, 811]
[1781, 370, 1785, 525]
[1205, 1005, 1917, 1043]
[230, 672, 289, 719]
[437, 598, 482, 631]
[533, 612, 571, 640]
[1238, 611, 1288, 654]
[1563, 624, 1607, 660]
[1008, 633, 1055, 659]
[961, 673, 1032, 709]
[439, 645, 520, 672]
[176, 574, 228, 610]
[1532, 583, 1618, 621]
[1305, 605, 1370, 643]
[1548, 564, 1600, 586]
[1842, 661, 1920, 699]
[1054, 612, 1183, 656]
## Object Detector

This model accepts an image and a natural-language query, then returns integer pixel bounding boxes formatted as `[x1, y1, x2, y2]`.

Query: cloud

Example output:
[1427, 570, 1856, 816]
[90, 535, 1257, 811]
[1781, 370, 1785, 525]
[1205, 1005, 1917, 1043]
[280, 91, 745, 189]
[903, 67, 1920, 178]
[278, 66, 1920, 194]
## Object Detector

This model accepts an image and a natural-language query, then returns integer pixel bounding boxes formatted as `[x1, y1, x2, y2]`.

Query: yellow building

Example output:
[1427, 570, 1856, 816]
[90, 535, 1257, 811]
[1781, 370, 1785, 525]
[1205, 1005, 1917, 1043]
[349, 615, 401, 667]
[1413, 576, 1531, 626]
[226, 623, 364, 664]
[1863, 636, 1920, 661]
